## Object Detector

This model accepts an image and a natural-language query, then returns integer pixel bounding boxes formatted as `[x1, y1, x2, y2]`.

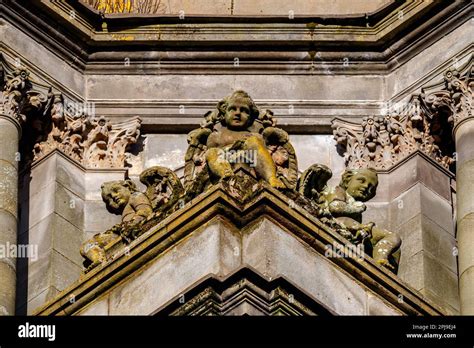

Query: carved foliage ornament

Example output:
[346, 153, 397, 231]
[332, 57, 473, 171]
[422, 60, 473, 128]
[0, 55, 140, 169]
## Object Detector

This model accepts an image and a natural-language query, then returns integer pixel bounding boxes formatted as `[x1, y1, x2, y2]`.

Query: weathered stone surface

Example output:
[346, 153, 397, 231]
[2, 25, 85, 96]
[0, 162, 18, 219]
[422, 252, 459, 312]
[86, 75, 384, 102]
[28, 181, 56, 228]
[144, 134, 187, 170]
[459, 266, 474, 315]
[0, 117, 20, 169]
[457, 213, 474, 277]
[419, 184, 454, 234]
[398, 251, 424, 291]
[28, 249, 52, 302]
[52, 214, 84, 267]
[0, 262, 16, 315]
[366, 292, 402, 315]
[386, 20, 472, 99]
[85, 170, 125, 201]
[50, 251, 82, 292]
[233, 0, 390, 15]
[396, 215, 423, 261]
[0, 209, 18, 269]
[77, 295, 109, 315]
[84, 200, 122, 234]
[292, 135, 345, 188]
[363, 202, 390, 229]
[456, 158, 474, 222]
[374, 155, 452, 203]
[243, 218, 368, 315]
[108, 219, 239, 315]
[56, 155, 86, 198]
[27, 287, 59, 315]
[455, 120, 474, 166]
[389, 184, 422, 230]
[54, 182, 84, 230]
[421, 217, 457, 273]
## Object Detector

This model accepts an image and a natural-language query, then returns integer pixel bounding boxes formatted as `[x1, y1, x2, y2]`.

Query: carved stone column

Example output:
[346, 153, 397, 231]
[455, 119, 474, 314]
[333, 58, 473, 314]
[0, 59, 43, 315]
[1, 55, 142, 314]
[0, 113, 21, 315]
[422, 61, 473, 314]
[445, 66, 473, 315]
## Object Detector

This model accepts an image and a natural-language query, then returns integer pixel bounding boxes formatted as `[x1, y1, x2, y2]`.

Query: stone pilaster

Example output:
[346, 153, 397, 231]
[454, 119, 474, 314]
[422, 61, 473, 314]
[0, 114, 21, 315]
[333, 58, 473, 314]
[371, 154, 458, 314]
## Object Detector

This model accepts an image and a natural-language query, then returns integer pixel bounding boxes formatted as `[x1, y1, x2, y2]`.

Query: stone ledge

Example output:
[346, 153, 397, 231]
[34, 181, 444, 315]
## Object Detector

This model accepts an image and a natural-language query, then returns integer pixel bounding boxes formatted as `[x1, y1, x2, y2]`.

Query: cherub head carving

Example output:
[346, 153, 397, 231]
[339, 168, 378, 202]
[101, 180, 137, 214]
[217, 90, 260, 130]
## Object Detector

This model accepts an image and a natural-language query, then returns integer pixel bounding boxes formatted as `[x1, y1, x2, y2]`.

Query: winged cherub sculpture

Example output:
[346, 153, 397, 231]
[184, 90, 298, 197]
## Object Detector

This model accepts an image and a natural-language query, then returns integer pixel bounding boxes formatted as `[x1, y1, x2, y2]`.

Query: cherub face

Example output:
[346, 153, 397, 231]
[102, 183, 131, 211]
[345, 170, 378, 202]
[224, 97, 252, 130]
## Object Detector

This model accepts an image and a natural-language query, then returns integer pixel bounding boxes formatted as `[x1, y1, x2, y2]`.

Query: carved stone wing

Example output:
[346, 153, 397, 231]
[184, 127, 212, 194]
[297, 164, 332, 201]
[139, 166, 184, 211]
[262, 126, 298, 190]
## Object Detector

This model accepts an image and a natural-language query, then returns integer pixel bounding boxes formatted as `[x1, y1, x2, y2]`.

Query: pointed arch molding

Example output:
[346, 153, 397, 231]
[332, 56, 473, 172]
[0, 54, 141, 169]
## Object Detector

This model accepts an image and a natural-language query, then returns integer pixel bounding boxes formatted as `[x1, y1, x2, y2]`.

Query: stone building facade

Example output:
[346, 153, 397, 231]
[0, 0, 472, 315]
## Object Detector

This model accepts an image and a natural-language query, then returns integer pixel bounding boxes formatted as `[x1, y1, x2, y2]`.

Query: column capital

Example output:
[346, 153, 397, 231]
[332, 56, 473, 173]
[1, 54, 50, 133]
[422, 56, 473, 137]
[1, 54, 142, 169]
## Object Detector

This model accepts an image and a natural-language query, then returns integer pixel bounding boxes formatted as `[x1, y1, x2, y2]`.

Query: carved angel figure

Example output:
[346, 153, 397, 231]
[80, 179, 153, 269]
[298, 165, 401, 271]
[184, 90, 297, 196]
[80, 166, 184, 271]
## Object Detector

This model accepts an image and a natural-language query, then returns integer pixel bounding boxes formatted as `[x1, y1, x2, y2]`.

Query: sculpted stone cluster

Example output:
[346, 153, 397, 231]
[0, 55, 141, 169]
[83, 90, 402, 273]
[332, 58, 472, 171]
[81, 167, 183, 269]
[297, 165, 401, 270]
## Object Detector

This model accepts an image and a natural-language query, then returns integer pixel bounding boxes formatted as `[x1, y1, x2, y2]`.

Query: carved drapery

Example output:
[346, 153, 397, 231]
[0, 55, 141, 169]
[332, 57, 472, 171]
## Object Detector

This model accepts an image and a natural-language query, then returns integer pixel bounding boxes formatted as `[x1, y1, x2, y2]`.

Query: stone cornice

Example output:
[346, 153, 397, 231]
[34, 181, 444, 316]
[1, 0, 471, 75]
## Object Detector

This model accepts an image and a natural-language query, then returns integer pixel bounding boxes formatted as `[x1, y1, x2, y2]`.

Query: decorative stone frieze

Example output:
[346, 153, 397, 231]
[332, 57, 472, 171]
[1, 54, 141, 169]
[332, 98, 454, 171]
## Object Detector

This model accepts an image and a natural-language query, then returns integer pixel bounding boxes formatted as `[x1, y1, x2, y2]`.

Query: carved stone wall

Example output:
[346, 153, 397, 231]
[1, 0, 472, 315]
